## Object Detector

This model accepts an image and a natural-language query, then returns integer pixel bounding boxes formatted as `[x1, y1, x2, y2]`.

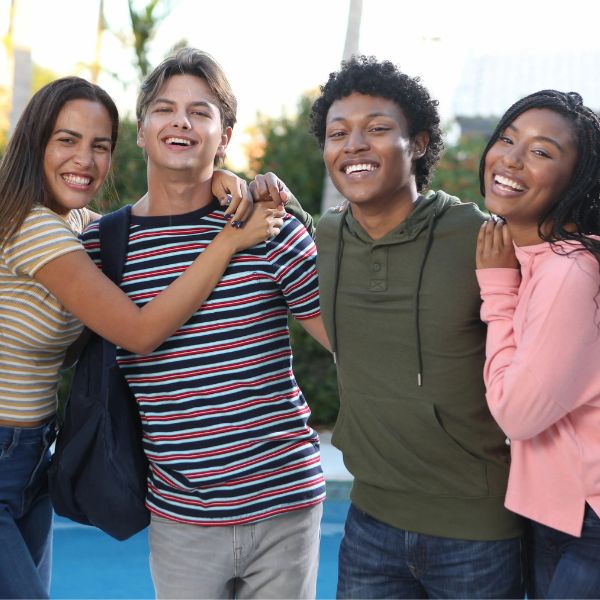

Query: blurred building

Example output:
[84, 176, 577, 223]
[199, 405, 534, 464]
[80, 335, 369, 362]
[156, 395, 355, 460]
[1, 0, 33, 145]
[453, 50, 600, 137]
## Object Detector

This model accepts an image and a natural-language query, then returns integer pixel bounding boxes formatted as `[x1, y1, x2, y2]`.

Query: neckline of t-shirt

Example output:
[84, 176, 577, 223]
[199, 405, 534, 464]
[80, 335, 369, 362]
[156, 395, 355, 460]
[129, 197, 220, 226]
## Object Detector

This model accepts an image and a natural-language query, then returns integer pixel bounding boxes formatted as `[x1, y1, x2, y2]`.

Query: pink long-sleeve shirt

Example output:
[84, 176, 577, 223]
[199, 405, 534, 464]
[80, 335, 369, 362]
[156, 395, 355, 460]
[477, 241, 600, 537]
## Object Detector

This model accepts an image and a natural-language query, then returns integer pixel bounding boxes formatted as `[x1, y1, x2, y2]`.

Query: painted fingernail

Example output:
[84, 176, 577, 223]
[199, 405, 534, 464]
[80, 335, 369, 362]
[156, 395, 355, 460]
[226, 194, 232, 205]
[225, 214, 233, 221]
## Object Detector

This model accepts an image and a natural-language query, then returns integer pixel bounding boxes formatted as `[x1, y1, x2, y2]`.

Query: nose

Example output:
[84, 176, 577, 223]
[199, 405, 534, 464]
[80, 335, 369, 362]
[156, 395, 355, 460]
[73, 147, 94, 169]
[344, 128, 369, 153]
[171, 109, 191, 130]
[501, 145, 524, 169]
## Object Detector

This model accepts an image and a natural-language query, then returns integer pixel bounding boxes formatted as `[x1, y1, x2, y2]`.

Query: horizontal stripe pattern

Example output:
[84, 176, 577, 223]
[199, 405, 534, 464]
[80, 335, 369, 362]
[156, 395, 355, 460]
[81, 200, 324, 525]
[0, 206, 91, 422]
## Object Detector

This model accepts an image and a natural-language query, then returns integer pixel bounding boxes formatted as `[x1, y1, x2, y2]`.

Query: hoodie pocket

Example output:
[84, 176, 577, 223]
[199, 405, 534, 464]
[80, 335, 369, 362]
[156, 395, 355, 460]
[333, 391, 489, 498]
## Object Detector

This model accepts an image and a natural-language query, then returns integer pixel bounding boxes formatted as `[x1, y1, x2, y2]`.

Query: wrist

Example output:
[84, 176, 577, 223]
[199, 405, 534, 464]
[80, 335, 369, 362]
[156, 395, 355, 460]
[214, 225, 240, 255]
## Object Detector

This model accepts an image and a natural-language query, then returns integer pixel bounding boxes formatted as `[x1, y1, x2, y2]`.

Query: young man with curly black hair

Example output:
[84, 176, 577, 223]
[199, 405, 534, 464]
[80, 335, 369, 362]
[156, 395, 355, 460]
[310, 55, 524, 599]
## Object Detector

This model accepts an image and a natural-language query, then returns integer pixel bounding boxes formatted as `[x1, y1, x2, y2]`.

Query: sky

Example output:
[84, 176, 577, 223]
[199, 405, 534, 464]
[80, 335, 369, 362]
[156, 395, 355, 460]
[2, 0, 599, 169]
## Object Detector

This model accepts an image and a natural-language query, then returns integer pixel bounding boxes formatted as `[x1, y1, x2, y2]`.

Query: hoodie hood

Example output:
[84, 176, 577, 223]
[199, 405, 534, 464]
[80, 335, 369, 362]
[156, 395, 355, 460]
[344, 189, 460, 245]
[316, 189, 463, 386]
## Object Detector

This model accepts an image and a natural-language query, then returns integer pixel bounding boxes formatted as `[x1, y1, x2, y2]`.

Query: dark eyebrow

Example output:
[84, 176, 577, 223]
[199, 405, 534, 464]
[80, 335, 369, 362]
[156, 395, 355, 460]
[327, 111, 395, 125]
[54, 129, 112, 144]
[152, 97, 215, 111]
[506, 123, 565, 152]
[55, 128, 82, 139]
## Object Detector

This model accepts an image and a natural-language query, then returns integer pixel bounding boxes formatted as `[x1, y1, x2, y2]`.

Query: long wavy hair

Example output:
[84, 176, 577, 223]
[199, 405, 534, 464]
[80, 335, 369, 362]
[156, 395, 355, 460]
[0, 76, 119, 246]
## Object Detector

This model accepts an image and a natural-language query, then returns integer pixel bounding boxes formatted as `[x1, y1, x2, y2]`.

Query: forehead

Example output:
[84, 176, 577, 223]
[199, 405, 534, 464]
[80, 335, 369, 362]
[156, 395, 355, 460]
[326, 92, 408, 126]
[154, 74, 219, 108]
[509, 108, 576, 145]
[54, 99, 112, 133]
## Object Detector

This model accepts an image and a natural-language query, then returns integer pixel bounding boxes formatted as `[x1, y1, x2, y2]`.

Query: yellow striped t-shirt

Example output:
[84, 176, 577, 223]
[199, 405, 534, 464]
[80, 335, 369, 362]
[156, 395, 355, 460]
[0, 205, 93, 423]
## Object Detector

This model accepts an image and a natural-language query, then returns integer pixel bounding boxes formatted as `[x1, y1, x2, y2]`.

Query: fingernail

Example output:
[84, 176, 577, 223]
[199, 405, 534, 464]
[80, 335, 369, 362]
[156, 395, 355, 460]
[225, 214, 233, 221]
[226, 194, 232, 205]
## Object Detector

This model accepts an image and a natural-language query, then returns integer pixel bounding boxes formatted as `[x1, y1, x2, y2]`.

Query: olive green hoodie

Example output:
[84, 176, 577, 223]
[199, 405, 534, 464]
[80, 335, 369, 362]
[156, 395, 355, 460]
[316, 190, 522, 540]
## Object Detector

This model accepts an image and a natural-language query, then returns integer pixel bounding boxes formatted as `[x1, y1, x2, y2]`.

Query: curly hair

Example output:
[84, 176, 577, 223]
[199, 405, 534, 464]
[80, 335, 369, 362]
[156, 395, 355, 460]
[309, 55, 444, 192]
[479, 90, 600, 262]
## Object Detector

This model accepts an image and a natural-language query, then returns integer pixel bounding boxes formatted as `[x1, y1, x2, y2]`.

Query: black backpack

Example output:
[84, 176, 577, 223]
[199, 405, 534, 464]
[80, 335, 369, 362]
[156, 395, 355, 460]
[48, 205, 150, 541]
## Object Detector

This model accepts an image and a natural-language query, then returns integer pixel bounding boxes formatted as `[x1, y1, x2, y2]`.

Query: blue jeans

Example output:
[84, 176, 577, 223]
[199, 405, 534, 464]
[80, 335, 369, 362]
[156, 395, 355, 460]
[337, 504, 524, 599]
[526, 505, 600, 599]
[0, 421, 56, 599]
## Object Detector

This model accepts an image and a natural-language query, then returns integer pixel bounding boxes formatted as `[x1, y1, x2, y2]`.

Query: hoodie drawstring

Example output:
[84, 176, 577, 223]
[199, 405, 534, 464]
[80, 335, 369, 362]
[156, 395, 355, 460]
[414, 211, 437, 387]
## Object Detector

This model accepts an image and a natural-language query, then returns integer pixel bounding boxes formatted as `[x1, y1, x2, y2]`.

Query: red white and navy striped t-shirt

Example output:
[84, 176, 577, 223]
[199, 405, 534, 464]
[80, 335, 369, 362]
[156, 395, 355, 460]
[81, 199, 325, 525]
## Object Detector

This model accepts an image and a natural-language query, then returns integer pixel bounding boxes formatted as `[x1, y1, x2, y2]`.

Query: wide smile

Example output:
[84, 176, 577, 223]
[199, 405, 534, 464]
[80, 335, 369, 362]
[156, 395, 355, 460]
[492, 173, 527, 195]
[61, 173, 93, 189]
[341, 161, 380, 178]
[162, 136, 196, 149]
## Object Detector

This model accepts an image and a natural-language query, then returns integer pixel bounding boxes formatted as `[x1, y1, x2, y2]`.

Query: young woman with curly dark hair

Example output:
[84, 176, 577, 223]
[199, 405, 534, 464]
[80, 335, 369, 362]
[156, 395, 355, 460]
[477, 89, 600, 599]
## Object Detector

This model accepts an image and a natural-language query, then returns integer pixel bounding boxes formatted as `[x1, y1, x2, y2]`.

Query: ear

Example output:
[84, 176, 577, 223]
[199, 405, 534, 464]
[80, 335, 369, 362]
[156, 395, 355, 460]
[136, 120, 145, 149]
[216, 126, 233, 160]
[412, 131, 429, 160]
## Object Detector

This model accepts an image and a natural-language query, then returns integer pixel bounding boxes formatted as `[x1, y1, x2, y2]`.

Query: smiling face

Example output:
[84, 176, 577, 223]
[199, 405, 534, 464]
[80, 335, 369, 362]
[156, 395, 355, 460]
[323, 93, 427, 215]
[43, 99, 113, 216]
[484, 108, 579, 236]
[137, 74, 231, 178]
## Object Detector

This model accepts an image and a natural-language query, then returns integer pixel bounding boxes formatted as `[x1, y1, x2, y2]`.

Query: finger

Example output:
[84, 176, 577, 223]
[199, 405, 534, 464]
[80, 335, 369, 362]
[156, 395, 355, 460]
[223, 177, 244, 216]
[214, 180, 230, 207]
[223, 184, 242, 218]
[476, 219, 495, 265]
[228, 181, 250, 220]
[265, 179, 281, 204]
[492, 219, 506, 251]
[231, 185, 254, 227]
[232, 182, 253, 222]
[476, 221, 487, 264]
[501, 221, 513, 246]
[482, 219, 495, 250]
[250, 175, 270, 202]
[267, 217, 284, 240]
[261, 172, 281, 204]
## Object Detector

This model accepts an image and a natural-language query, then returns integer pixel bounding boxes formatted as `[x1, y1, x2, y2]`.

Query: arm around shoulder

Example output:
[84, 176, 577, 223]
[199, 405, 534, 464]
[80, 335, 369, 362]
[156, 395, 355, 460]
[35, 213, 279, 354]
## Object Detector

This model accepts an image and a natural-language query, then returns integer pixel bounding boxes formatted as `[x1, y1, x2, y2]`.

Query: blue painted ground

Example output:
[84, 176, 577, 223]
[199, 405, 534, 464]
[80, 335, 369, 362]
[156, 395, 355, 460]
[50, 498, 349, 599]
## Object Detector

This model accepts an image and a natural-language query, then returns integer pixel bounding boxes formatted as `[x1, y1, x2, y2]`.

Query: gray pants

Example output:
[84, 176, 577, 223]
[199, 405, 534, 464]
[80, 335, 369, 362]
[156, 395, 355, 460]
[149, 503, 323, 599]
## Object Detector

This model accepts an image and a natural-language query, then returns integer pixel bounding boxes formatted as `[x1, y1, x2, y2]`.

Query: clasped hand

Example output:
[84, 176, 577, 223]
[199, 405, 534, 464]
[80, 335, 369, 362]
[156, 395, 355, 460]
[476, 218, 519, 269]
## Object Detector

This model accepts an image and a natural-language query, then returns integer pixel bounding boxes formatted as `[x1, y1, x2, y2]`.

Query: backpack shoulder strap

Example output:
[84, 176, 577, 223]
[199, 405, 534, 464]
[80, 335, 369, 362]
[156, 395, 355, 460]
[98, 204, 132, 283]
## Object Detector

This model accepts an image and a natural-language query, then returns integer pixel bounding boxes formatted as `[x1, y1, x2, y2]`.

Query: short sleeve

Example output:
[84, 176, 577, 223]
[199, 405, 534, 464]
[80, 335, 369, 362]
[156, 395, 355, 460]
[264, 215, 320, 319]
[3, 206, 83, 276]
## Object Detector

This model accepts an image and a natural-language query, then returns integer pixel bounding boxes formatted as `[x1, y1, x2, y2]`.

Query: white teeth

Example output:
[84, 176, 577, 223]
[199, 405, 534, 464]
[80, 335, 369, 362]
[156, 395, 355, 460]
[63, 174, 91, 186]
[495, 174, 524, 192]
[165, 137, 192, 146]
[344, 163, 376, 175]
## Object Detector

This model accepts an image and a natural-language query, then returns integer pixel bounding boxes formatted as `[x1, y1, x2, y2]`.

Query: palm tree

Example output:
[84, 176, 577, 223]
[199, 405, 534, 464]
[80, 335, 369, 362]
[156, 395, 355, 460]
[128, 0, 164, 78]
[90, 0, 105, 84]
[321, 0, 363, 212]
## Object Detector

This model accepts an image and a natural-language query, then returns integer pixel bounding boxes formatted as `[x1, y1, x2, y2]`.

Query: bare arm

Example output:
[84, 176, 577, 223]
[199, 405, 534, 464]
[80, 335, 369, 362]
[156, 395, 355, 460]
[296, 315, 331, 352]
[35, 205, 284, 355]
